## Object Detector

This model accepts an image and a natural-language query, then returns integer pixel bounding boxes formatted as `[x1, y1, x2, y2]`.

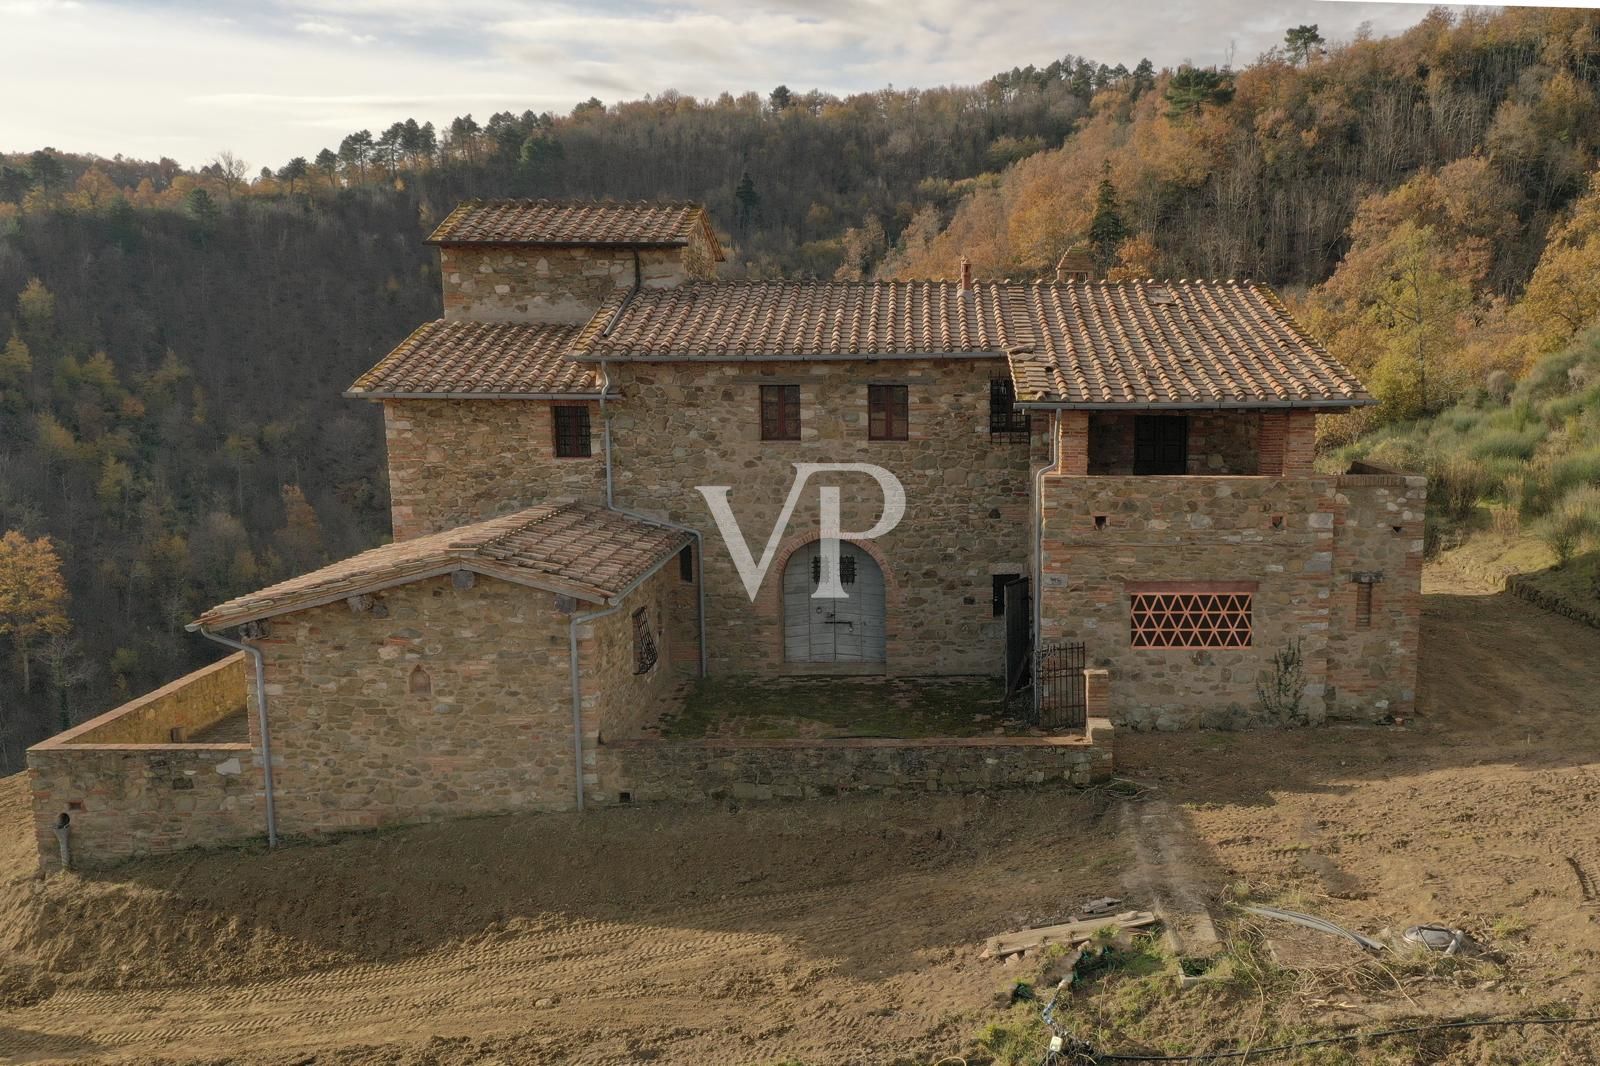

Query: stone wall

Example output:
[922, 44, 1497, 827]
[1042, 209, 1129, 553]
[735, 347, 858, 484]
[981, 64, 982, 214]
[59, 653, 247, 744]
[383, 399, 605, 539]
[440, 238, 716, 324]
[1325, 472, 1426, 720]
[592, 726, 1113, 804]
[1037, 464, 1423, 730]
[252, 574, 585, 834]
[250, 563, 690, 835]
[29, 745, 261, 870]
[602, 357, 1038, 676]
[1039, 474, 1336, 730]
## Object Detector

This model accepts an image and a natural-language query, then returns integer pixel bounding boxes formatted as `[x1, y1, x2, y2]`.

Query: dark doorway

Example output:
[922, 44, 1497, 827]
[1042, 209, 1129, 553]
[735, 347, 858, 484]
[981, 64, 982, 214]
[1134, 415, 1188, 474]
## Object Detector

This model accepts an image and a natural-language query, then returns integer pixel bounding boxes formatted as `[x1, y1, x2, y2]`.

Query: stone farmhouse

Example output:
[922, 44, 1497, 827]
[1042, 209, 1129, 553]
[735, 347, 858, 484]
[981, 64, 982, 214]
[27, 199, 1423, 869]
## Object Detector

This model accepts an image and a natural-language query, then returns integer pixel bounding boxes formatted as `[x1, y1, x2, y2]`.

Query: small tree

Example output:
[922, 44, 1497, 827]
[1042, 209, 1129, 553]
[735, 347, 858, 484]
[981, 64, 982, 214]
[1088, 164, 1128, 273]
[735, 171, 759, 232]
[0, 530, 70, 695]
[276, 156, 309, 194]
[1284, 25, 1325, 66]
[769, 85, 793, 111]
[1164, 66, 1234, 120]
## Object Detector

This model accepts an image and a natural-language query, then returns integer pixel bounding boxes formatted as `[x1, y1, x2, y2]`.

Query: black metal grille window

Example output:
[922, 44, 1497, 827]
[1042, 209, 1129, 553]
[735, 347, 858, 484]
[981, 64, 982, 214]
[760, 384, 801, 441]
[989, 378, 1030, 442]
[1133, 414, 1187, 474]
[553, 405, 592, 458]
[991, 573, 1022, 617]
[868, 384, 909, 441]
[632, 607, 659, 674]
[811, 553, 857, 586]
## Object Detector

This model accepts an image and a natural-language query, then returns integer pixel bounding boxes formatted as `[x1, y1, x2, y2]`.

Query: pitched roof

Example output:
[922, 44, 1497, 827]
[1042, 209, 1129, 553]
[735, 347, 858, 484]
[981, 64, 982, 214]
[346, 320, 597, 398]
[427, 198, 723, 259]
[190, 502, 690, 630]
[1005, 280, 1369, 408]
[568, 278, 1369, 409]
[571, 281, 1026, 358]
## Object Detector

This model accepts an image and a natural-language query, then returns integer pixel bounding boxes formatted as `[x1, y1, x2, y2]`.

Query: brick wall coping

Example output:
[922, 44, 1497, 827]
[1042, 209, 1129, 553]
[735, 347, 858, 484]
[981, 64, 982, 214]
[29, 653, 248, 752]
[1335, 472, 1426, 489]
[603, 734, 1097, 751]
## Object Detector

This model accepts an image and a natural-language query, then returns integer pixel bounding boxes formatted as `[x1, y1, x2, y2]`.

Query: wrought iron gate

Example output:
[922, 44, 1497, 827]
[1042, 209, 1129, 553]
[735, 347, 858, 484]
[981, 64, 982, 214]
[1035, 640, 1087, 730]
[1002, 578, 1031, 700]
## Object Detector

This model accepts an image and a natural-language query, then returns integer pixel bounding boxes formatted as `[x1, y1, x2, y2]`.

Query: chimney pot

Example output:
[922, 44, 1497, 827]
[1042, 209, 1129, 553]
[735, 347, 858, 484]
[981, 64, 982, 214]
[959, 257, 973, 291]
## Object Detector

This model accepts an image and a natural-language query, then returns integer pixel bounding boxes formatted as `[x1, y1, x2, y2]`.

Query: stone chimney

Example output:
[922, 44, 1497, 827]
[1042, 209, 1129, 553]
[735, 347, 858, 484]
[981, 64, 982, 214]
[1055, 244, 1095, 283]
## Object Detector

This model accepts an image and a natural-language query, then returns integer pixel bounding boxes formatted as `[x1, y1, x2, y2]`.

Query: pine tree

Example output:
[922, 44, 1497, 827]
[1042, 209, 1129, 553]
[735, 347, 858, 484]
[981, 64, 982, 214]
[1088, 164, 1127, 272]
[735, 171, 759, 232]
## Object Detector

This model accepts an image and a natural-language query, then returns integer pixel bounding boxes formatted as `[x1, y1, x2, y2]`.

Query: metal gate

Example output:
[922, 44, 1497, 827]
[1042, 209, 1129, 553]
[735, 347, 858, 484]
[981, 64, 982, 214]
[1002, 578, 1031, 700]
[1035, 640, 1087, 730]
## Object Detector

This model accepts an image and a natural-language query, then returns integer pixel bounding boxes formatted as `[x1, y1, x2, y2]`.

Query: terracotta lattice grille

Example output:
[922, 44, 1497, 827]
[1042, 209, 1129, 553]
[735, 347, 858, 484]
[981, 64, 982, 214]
[1130, 590, 1252, 648]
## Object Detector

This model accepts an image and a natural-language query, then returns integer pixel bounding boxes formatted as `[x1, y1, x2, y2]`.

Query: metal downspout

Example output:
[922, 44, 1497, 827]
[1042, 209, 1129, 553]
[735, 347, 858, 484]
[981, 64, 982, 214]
[1031, 411, 1060, 720]
[195, 628, 279, 847]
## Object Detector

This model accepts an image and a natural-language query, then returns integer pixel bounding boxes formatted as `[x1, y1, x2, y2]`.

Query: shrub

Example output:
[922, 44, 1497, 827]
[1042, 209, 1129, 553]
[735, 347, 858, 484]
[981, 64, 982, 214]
[1540, 484, 1600, 566]
[1431, 453, 1500, 521]
[1485, 369, 1512, 403]
[1468, 427, 1542, 461]
[1364, 436, 1425, 472]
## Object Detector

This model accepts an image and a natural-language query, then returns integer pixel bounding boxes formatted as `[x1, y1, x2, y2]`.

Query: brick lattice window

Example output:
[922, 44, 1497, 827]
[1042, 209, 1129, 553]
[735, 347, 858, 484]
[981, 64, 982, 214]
[989, 378, 1030, 442]
[761, 384, 801, 441]
[632, 607, 659, 674]
[553, 405, 592, 457]
[869, 384, 909, 440]
[1356, 582, 1373, 628]
[1129, 584, 1253, 648]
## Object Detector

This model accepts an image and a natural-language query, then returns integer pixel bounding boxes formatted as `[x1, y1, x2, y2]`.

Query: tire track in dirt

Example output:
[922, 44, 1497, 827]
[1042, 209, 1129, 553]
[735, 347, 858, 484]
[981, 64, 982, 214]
[0, 873, 933, 1062]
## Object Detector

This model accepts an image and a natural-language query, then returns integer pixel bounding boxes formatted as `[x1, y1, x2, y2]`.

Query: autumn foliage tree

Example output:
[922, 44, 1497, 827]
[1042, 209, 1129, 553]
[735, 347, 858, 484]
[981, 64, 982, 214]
[0, 531, 69, 697]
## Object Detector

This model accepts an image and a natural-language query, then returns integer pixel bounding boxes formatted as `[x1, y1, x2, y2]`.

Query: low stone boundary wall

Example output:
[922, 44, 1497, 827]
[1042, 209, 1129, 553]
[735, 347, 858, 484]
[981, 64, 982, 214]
[66, 653, 248, 744]
[591, 719, 1114, 805]
[27, 655, 262, 871]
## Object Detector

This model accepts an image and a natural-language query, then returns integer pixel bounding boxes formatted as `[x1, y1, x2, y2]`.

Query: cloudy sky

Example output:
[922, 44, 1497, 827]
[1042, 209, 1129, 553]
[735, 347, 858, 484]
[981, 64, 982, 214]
[3, 0, 1456, 169]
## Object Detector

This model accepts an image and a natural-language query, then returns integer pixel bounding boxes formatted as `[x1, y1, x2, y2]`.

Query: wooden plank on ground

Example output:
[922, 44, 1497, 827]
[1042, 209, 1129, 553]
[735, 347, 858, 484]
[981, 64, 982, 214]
[981, 910, 1158, 958]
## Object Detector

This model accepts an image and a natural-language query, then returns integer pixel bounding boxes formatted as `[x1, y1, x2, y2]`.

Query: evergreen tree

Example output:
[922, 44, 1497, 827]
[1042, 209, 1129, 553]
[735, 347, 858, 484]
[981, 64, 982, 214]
[735, 171, 759, 231]
[1088, 164, 1127, 272]
[1284, 25, 1325, 66]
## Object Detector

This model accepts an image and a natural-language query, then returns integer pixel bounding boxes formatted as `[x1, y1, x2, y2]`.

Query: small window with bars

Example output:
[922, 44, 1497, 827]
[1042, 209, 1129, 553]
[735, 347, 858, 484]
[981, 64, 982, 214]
[811, 552, 857, 586]
[868, 384, 908, 441]
[632, 607, 659, 674]
[989, 378, 1030, 442]
[1129, 584, 1253, 648]
[552, 405, 592, 458]
[678, 545, 694, 583]
[760, 384, 801, 441]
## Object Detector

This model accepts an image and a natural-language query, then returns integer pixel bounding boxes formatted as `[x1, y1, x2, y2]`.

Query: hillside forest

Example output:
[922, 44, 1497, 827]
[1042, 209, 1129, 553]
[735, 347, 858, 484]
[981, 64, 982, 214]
[3, 6, 1600, 765]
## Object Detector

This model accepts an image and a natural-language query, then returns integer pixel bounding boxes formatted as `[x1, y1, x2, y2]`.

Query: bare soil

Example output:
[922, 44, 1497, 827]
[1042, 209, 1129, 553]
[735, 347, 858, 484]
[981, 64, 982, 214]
[2, 563, 1600, 1064]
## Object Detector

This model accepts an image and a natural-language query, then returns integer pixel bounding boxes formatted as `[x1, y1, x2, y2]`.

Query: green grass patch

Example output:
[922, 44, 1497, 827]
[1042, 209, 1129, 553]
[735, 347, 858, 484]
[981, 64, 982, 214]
[658, 675, 1022, 739]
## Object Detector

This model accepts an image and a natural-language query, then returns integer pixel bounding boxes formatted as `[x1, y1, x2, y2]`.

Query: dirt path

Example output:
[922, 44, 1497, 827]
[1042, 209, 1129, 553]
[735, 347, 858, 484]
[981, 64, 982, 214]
[4, 563, 1600, 1064]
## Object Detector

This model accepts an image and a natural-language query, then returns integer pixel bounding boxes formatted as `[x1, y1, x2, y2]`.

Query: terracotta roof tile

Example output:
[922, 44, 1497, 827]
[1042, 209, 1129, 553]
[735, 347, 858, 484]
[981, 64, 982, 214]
[191, 502, 689, 629]
[570, 279, 1369, 408]
[1007, 280, 1369, 407]
[427, 199, 723, 259]
[571, 280, 1025, 359]
[347, 320, 597, 398]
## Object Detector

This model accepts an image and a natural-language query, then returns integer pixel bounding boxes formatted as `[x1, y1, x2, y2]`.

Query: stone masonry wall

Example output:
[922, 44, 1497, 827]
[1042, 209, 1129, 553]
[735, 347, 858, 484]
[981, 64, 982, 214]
[591, 729, 1113, 805]
[383, 399, 605, 539]
[602, 358, 1037, 676]
[251, 574, 583, 834]
[62, 653, 247, 744]
[440, 237, 716, 324]
[29, 745, 261, 870]
[1325, 473, 1426, 720]
[1040, 473, 1337, 730]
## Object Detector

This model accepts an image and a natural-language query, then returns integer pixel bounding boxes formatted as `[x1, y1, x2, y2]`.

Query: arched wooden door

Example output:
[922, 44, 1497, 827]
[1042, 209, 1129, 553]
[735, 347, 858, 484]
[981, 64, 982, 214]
[782, 541, 886, 663]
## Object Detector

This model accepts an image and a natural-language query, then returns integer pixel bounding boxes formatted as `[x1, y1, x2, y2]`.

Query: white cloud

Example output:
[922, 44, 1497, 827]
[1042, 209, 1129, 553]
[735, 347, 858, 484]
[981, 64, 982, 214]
[0, 0, 1449, 167]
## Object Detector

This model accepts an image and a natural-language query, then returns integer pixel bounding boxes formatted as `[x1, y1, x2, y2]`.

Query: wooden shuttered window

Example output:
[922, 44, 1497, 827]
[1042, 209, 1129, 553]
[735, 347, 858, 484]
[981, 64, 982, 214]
[760, 385, 801, 441]
[868, 384, 908, 441]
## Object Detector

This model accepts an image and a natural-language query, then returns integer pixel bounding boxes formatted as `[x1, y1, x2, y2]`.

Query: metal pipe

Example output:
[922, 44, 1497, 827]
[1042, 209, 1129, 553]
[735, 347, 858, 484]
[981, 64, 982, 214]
[1031, 410, 1060, 721]
[53, 813, 71, 870]
[194, 628, 279, 848]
